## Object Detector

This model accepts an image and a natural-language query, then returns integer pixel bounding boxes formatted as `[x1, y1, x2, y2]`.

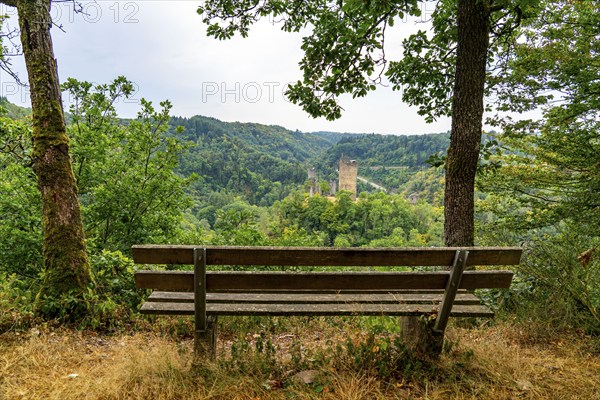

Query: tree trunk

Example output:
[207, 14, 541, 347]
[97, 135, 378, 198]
[16, 0, 91, 315]
[400, 317, 443, 359]
[402, 0, 490, 357]
[444, 0, 490, 247]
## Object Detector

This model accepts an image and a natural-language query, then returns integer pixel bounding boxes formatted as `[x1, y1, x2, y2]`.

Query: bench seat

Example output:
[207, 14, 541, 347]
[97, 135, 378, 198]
[140, 301, 494, 317]
[140, 290, 494, 317]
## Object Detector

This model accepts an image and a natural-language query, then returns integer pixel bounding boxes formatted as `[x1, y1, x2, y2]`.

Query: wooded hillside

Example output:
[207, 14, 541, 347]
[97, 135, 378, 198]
[170, 115, 452, 206]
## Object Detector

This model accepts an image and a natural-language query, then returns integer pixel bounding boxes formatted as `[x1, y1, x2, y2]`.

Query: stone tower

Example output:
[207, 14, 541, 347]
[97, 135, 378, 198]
[338, 156, 358, 199]
[329, 180, 337, 195]
[308, 167, 320, 196]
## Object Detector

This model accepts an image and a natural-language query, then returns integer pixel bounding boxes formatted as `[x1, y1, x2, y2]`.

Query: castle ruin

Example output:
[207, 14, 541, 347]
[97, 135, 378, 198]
[329, 180, 337, 195]
[339, 157, 358, 199]
[307, 167, 320, 196]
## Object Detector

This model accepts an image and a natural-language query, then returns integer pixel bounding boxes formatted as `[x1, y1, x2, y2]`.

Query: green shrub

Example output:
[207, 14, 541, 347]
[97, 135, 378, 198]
[79, 250, 144, 330]
[0, 273, 35, 332]
[34, 250, 144, 330]
[485, 223, 599, 334]
[219, 332, 279, 378]
[90, 250, 141, 309]
[332, 333, 431, 380]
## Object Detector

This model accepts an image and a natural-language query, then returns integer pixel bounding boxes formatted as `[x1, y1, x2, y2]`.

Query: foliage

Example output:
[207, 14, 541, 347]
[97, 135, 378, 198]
[521, 224, 599, 328]
[0, 97, 31, 119]
[476, 0, 599, 330]
[483, 0, 600, 229]
[333, 333, 427, 379]
[478, 224, 599, 334]
[0, 78, 194, 324]
[212, 204, 269, 246]
[80, 250, 142, 330]
[91, 250, 141, 310]
[198, 0, 421, 120]
[0, 116, 42, 279]
[160, 184, 445, 251]
[197, 0, 537, 121]
[221, 332, 279, 378]
[192, 0, 495, 121]
[400, 166, 445, 206]
[275, 190, 443, 247]
[26, 249, 143, 330]
[0, 273, 35, 332]
[63, 77, 195, 253]
[387, 0, 539, 121]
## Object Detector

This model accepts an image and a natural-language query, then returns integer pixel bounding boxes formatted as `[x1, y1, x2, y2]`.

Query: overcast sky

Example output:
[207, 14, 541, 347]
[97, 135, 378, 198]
[0, 1, 451, 135]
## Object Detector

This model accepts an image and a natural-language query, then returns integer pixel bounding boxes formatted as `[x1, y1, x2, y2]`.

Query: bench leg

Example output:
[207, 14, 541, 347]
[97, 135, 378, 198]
[194, 315, 218, 360]
[400, 316, 444, 359]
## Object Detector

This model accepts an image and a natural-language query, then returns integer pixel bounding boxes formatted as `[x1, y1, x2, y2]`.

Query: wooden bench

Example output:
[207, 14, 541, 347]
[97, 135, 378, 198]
[133, 245, 522, 357]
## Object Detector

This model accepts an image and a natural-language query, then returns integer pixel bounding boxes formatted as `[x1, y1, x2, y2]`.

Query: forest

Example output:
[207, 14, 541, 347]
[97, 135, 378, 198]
[1, 1, 599, 399]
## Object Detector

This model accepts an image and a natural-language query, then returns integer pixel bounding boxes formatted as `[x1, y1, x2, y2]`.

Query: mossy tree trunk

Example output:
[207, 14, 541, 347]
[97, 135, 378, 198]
[402, 0, 491, 358]
[11, 0, 92, 314]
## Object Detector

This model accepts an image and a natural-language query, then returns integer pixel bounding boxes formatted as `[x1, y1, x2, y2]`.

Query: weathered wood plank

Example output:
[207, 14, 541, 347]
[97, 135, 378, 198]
[148, 291, 483, 305]
[149, 289, 462, 297]
[135, 270, 194, 292]
[434, 250, 468, 333]
[135, 270, 514, 291]
[139, 301, 494, 318]
[194, 248, 207, 332]
[132, 245, 522, 267]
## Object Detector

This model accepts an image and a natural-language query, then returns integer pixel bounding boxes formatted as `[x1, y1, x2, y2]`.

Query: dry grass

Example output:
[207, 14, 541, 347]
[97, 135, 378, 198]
[428, 325, 600, 400]
[0, 320, 598, 400]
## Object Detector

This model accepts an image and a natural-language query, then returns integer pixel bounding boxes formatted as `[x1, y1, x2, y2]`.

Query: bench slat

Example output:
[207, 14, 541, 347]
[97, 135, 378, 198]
[132, 245, 522, 267]
[140, 301, 494, 318]
[148, 291, 483, 305]
[135, 270, 514, 291]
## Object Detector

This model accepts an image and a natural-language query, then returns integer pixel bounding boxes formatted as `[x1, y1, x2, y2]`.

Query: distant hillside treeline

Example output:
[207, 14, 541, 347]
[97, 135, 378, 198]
[171, 116, 336, 206]
[0, 97, 31, 119]
[172, 116, 450, 204]
[320, 132, 450, 167]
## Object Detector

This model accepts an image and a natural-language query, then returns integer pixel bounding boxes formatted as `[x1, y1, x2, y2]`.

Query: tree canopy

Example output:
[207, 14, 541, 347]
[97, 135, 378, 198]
[482, 0, 600, 230]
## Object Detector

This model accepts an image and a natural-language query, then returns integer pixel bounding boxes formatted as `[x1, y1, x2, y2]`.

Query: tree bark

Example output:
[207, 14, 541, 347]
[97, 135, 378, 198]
[16, 0, 91, 314]
[402, 0, 490, 357]
[444, 0, 490, 247]
[400, 317, 443, 359]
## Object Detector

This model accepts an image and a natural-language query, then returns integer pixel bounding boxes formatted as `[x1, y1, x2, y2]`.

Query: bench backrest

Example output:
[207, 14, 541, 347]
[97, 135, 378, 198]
[133, 245, 521, 292]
